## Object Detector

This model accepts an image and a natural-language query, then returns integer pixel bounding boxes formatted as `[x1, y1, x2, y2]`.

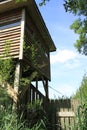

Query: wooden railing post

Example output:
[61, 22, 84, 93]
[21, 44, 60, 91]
[36, 77, 38, 100]
[45, 79, 49, 99]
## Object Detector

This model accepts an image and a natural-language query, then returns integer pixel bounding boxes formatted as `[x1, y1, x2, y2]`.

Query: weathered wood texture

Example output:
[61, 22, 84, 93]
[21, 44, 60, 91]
[28, 84, 45, 102]
[48, 99, 81, 130]
[0, 0, 56, 52]
[24, 11, 50, 80]
[0, 10, 21, 58]
[19, 83, 46, 109]
[0, 8, 51, 79]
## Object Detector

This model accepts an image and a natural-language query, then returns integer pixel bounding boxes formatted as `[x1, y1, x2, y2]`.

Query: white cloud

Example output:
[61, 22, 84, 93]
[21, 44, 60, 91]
[50, 49, 78, 64]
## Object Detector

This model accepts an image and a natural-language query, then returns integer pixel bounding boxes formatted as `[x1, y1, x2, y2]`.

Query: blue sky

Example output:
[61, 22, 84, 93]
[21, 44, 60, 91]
[36, 0, 87, 98]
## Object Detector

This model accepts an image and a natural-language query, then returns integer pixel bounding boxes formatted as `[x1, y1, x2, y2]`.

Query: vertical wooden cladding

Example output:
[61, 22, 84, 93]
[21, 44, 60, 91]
[0, 9, 21, 58]
[24, 11, 50, 80]
[0, 7, 51, 79]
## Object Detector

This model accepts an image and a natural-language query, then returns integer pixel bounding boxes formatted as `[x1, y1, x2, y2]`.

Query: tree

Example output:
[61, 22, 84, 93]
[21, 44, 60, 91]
[39, 0, 50, 6]
[73, 73, 87, 101]
[16, 0, 50, 5]
[64, 0, 87, 55]
[72, 73, 87, 130]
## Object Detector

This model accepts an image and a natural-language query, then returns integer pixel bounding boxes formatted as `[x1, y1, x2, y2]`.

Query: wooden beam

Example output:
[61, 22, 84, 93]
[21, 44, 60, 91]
[20, 71, 38, 99]
[36, 77, 38, 90]
[19, 9, 25, 59]
[6, 83, 18, 103]
[0, 82, 18, 103]
[41, 76, 49, 99]
[45, 79, 49, 99]
[13, 61, 22, 109]
[0, 0, 12, 5]
[14, 62, 21, 101]
[58, 112, 75, 117]
[36, 77, 38, 99]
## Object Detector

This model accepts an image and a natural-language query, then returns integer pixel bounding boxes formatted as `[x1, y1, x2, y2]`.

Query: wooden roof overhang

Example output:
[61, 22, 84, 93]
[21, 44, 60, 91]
[0, 0, 56, 52]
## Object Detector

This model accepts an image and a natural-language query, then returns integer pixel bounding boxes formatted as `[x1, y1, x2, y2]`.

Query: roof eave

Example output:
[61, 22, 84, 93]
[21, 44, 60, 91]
[27, 0, 56, 52]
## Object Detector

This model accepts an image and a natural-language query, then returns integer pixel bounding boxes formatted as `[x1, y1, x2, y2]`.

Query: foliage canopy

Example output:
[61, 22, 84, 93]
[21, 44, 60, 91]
[64, 0, 87, 55]
[73, 74, 87, 101]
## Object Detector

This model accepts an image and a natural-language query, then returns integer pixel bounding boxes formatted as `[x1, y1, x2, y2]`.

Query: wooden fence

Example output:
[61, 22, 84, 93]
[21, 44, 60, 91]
[19, 85, 81, 130]
[48, 99, 81, 130]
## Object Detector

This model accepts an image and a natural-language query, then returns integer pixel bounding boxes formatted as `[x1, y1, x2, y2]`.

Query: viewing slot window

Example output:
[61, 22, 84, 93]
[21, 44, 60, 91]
[0, 0, 12, 4]
[0, 21, 21, 30]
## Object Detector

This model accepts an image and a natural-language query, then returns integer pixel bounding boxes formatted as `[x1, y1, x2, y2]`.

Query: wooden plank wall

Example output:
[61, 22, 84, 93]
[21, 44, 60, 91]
[0, 9, 51, 79]
[0, 10, 21, 58]
[24, 11, 50, 79]
[48, 99, 81, 130]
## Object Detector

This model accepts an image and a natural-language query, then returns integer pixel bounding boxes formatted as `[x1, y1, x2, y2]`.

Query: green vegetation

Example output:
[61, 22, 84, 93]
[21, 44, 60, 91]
[0, 41, 15, 107]
[1, 0, 87, 129]
[39, 0, 50, 6]
[0, 34, 47, 129]
[64, 0, 87, 55]
[26, 100, 48, 129]
[15, 0, 50, 6]
[0, 100, 47, 130]
[73, 74, 87, 101]
[71, 74, 87, 130]
[64, 1, 87, 127]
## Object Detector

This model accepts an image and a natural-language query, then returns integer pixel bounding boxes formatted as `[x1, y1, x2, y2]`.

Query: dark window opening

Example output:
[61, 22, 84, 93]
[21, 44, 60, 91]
[0, 21, 20, 30]
[0, 0, 11, 3]
[0, 0, 6, 1]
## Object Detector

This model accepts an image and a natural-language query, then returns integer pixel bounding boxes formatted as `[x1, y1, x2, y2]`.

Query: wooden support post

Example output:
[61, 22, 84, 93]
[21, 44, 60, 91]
[48, 52, 51, 81]
[19, 8, 25, 60]
[13, 8, 25, 109]
[36, 78, 38, 90]
[41, 77, 49, 111]
[36, 78, 38, 99]
[41, 76, 49, 99]
[14, 8, 25, 94]
[13, 61, 21, 108]
[45, 79, 49, 99]
[14, 62, 21, 93]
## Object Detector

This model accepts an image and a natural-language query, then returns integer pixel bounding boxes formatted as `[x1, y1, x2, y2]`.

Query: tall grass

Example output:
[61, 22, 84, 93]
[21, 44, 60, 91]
[0, 100, 48, 130]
